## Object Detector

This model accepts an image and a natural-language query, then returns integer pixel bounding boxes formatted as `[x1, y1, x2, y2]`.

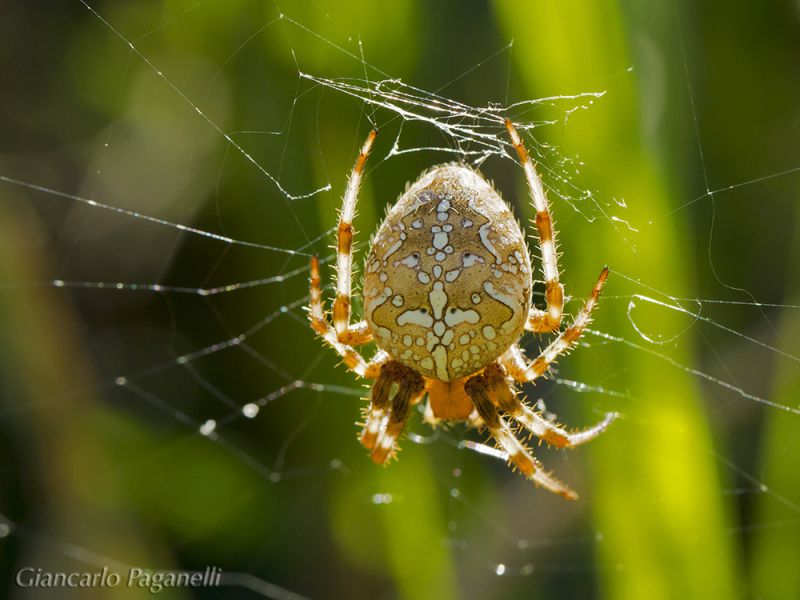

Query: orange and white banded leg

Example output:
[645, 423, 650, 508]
[309, 256, 386, 378]
[361, 362, 425, 464]
[505, 119, 564, 334]
[503, 266, 609, 384]
[332, 129, 378, 344]
[360, 363, 394, 451]
[465, 372, 577, 500]
[481, 363, 616, 449]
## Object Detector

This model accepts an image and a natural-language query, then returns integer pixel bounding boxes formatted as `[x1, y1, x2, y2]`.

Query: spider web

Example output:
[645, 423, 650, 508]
[1, 1, 799, 598]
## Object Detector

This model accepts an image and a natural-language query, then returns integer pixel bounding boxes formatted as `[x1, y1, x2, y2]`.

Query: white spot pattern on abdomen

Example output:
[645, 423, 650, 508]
[363, 164, 531, 381]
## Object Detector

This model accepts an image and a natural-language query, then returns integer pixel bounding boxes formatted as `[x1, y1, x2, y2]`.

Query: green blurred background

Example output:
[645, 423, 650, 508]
[1, 1, 799, 599]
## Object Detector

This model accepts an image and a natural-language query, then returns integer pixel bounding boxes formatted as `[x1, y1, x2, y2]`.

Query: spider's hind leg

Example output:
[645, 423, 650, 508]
[360, 361, 425, 465]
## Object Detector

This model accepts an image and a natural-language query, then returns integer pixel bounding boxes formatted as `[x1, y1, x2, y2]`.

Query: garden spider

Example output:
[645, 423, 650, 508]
[309, 120, 616, 499]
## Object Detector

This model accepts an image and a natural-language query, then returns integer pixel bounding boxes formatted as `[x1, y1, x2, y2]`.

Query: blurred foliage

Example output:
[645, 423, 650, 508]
[1, 1, 799, 599]
[492, 2, 740, 598]
[750, 214, 800, 599]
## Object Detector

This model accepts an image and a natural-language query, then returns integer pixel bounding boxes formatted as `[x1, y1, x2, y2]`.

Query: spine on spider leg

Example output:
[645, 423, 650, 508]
[333, 129, 377, 337]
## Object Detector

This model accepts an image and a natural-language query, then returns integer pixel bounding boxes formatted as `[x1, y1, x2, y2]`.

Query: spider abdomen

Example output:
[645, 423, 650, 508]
[363, 164, 532, 381]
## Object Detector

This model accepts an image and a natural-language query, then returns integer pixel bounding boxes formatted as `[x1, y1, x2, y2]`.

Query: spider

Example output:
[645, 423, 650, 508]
[309, 120, 616, 500]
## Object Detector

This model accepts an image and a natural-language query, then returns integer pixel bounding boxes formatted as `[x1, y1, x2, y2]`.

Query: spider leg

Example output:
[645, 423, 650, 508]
[338, 320, 373, 345]
[360, 362, 425, 464]
[482, 362, 616, 448]
[332, 129, 378, 343]
[464, 372, 578, 500]
[360, 363, 394, 451]
[505, 119, 564, 334]
[309, 256, 386, 378]
[503, 266, 609, 384]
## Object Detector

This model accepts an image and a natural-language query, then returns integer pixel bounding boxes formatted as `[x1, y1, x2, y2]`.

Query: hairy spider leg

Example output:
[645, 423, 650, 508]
[307, 130, 386, 375]
[505, 119, 565, 334]
[481, 363, 616, 448]
[361, 362, 425, 464]
[309, 256, 387, 378]
[465, 373, 578, 500]
[332, 129, 378, 345]
[503, 266, 609, 383]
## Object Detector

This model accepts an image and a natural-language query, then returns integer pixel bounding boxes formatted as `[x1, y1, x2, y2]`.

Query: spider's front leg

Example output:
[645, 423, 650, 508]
[360, 361, 425, 464]
[505, 119, 564, 334]
[332, 129, 378, 346]
[464, 371, 578, 500]
[308, 129, 377, 354]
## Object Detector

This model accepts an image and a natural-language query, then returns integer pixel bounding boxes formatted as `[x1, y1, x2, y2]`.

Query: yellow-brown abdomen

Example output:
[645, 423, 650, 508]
[363, 164, 532, 381]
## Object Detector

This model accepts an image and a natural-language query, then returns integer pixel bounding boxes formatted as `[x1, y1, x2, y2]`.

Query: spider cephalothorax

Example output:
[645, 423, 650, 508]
[309, 121, 616, 500]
